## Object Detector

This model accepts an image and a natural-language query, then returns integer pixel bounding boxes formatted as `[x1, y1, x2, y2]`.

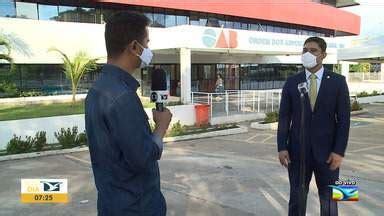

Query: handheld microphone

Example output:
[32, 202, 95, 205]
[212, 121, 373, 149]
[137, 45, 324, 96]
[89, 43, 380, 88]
[151, 68, 168, 112]
[297, 82, 308, 96]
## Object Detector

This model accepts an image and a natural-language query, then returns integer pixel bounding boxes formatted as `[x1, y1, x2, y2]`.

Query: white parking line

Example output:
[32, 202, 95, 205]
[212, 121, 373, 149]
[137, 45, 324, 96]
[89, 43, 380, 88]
[259, 188, 287, 216]
[65, 154, 91, 165]
[349, 145, 384, 153]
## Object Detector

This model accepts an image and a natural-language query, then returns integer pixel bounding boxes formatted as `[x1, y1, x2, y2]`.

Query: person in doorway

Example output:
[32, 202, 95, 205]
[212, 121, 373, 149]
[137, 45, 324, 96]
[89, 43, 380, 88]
[85, 11, 172, 215]
[215, 73, 224, 93]
[277, 37, 351, 216]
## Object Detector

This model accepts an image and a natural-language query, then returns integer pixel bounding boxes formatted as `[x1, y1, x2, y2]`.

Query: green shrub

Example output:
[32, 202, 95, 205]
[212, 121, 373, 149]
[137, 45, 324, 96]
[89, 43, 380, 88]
[54, 126, 79, 149]
[264, 111, 279, 123]
[357, 91, 369, 97]
[167, 121, 187, 137]
[77, 131, 88, 146]
[6, 135, 34, 154]
[33, 131, 47, 151]
[372, 90, 379, 96]
[0, 81, 18, 96]
[18, 90, 44, 97]
[351, 101, 363, 111]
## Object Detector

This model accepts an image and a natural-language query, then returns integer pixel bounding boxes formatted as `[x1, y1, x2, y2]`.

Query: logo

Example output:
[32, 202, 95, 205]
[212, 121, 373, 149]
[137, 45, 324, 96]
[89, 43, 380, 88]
[21, 179, 68, 203]
[150, 92, 158, 102]
[41, 181, 62, 192]
[329, 179, 359, 201]
[202, 28, 238, 49]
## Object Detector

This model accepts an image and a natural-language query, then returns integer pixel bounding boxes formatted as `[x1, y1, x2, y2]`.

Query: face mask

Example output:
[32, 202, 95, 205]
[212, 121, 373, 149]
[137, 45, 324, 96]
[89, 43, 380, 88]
[301, 52, 317, 69]
[135, 42, 153, 68]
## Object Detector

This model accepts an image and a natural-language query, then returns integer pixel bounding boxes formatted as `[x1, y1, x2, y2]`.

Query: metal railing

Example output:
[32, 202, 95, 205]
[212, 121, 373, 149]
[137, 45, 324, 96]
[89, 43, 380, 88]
[349, 72, 382, 82]
[191, 89, 282, 118]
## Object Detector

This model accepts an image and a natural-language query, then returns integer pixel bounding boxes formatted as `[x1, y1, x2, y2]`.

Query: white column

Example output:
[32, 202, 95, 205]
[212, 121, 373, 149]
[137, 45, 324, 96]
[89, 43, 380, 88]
[340, 61, 350, 83]
[381, 63, 384, 81]
[180, 48, 191, 104]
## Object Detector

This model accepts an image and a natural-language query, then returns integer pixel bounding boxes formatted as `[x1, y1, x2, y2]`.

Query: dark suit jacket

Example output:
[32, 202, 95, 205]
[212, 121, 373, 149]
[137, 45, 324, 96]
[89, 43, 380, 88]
[277, 70, 351, 162]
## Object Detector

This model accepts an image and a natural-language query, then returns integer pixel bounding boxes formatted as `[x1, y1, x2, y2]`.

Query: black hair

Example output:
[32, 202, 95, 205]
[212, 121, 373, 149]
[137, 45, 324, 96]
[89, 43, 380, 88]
[304, 36, 327, 52]
[104, 11, 150, 58]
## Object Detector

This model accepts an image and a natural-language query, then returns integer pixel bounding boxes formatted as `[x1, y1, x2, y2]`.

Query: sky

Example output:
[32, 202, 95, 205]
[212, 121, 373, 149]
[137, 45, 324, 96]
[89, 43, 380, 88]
[342, 0, 384, 37]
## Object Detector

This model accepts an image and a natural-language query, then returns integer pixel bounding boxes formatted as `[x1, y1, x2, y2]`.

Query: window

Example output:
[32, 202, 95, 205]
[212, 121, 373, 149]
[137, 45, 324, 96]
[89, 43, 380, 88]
[16, 1, 38, 19]
[241, 22, 248, 30]
[274, 26, 282, 33]
[203, 65, 214, 79]
[153, 8, 165, 27]
[199, 13, 207, 26]
[267, 25, 274, 32]
[225, 20, 233, 29]
[258, 24, 266, 31]
[233, 19, 241, 29]
[143, 7, 153, 24]
[78, 7, 97, 23]
[281, 27, 289, 34]
[206, 17, 220, 27]
[189, 12, 199, 25]
[289, 28, 297, 34]
[58, 5, 77, 22]
[249, 23, 258, 31]
[176, 13, 188, 25]
[0, 0, 16, 18]
[218, 19, 225, 28]
[165, 11, 176, 27]
[38, 4, 58, 21]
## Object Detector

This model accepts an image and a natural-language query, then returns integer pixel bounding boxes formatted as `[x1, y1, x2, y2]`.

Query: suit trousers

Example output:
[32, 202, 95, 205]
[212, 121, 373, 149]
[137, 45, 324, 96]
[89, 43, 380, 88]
[288, 149, 339, 216]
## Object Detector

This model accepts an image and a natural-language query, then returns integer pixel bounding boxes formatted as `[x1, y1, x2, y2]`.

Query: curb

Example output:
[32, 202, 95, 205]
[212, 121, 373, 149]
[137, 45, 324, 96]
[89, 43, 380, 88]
[250, 122, 278, 130]
[0, 147, 89, 162]
[0, 127, 249, 162]
[351, 109, 367, 116]
[164, 126, 248, 142]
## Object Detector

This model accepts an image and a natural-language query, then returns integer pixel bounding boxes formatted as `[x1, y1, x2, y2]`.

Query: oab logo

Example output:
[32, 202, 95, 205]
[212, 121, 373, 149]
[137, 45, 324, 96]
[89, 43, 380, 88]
[202, 28, 238, 49]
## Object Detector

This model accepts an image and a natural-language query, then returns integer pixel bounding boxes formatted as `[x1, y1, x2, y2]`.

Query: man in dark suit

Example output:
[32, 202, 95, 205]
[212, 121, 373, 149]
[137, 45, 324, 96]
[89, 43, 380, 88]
[277, 37, 350, 216]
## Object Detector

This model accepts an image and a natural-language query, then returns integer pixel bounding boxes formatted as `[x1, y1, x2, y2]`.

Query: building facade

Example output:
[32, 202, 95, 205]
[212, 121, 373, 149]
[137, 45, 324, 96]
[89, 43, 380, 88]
[0, 0, 360, 102]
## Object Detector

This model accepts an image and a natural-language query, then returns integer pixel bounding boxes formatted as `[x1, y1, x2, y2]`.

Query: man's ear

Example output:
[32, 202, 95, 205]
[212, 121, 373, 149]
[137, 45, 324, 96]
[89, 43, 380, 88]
[127, 40, 139, 55]
[321, 52, 327, 59]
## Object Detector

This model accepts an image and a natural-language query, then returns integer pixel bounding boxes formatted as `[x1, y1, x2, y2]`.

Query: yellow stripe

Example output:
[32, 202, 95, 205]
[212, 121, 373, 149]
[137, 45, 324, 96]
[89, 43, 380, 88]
[20, 193, 68, 203]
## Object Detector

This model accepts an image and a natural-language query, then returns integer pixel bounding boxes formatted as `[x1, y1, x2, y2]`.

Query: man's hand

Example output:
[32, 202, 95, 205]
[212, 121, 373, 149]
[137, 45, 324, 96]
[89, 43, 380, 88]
[152, 108, 172, 139]
[327, 152, 343, 171]
[278, 150, 291, 169]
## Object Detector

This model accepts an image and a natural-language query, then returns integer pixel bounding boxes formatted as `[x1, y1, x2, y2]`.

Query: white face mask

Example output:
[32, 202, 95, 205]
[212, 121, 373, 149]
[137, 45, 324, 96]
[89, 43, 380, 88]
[301, 52, 318, 69]
[136, 42, 153, 68]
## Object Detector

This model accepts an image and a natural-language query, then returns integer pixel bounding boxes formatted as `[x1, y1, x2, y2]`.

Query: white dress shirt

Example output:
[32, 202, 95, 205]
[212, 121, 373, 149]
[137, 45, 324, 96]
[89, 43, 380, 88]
[305, 66, 324, 93]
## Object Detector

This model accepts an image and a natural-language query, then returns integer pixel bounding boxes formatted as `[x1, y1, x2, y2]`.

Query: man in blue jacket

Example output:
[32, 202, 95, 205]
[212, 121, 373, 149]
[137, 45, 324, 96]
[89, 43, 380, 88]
[277, 37, 350, 216]
[85, 11, 172, 215]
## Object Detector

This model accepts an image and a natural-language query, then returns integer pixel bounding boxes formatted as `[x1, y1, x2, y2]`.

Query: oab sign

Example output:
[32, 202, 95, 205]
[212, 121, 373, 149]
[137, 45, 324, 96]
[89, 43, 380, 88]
[202, 28, 238, 49]
[200, 27, 342, 54]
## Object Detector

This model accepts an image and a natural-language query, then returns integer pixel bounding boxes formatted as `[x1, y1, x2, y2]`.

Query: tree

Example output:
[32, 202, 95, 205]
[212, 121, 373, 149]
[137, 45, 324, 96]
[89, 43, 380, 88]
[49, 48, 99, 104]
[0, 34, 13, 63]
[350, 63, 370, 73]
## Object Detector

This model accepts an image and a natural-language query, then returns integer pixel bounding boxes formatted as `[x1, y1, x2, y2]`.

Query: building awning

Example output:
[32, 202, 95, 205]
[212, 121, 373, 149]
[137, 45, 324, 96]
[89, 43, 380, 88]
[338, 36, 384, 62]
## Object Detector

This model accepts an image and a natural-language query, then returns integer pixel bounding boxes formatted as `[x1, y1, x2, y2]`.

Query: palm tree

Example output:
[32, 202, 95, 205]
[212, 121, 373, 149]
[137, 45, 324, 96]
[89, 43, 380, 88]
[0, 34, 13, 63]
[49, 48, 99, 104]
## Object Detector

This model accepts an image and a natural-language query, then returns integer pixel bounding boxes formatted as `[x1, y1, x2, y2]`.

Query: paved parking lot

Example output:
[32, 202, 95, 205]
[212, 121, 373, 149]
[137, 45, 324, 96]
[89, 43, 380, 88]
[0, 104, 383, 216]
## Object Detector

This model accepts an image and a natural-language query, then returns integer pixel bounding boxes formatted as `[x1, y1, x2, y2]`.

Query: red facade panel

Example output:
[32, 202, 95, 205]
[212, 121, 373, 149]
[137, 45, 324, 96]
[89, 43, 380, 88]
[97, 0, 360, 35]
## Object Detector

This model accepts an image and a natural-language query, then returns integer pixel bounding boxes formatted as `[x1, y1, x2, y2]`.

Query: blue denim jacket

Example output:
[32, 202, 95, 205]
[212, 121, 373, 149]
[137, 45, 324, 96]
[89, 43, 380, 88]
[85, 64, 166, 216]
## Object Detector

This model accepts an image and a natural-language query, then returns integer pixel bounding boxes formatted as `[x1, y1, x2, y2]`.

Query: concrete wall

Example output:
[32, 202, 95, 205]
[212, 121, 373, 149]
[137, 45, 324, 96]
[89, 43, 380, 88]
[348, 82, 384, 94]
[0, 94, 87, 106]
[0, 105, 196, 150]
